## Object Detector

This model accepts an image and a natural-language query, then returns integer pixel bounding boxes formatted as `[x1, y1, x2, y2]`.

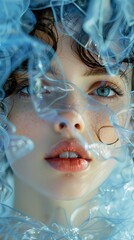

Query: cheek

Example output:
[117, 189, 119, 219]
[8, 102, 51, 141]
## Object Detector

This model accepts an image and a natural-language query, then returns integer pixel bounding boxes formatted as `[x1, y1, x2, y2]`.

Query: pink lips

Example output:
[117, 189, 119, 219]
[45, 139, 92, 172]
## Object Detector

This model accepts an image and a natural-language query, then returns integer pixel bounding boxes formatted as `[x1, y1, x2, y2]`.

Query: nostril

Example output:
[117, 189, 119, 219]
[54, 111, 85, 133]
[75, 123, 81, 129]
[59, 122, 67, 129]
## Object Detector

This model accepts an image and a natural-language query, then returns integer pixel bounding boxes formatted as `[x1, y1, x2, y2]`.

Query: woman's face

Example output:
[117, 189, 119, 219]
[7, 34, 132, 200]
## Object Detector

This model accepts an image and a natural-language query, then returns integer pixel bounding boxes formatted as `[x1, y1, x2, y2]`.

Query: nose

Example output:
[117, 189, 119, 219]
[54, 110, 85, 133]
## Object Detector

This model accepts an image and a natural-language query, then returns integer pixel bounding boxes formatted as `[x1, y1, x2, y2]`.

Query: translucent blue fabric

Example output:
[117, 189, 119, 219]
[0, 0, 134, 239]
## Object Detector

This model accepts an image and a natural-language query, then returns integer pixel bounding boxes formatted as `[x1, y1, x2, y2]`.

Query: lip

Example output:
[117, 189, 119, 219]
[45, 139, 92, 172]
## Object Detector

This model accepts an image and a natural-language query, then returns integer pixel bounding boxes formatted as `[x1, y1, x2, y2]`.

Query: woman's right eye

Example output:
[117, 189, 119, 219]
[19, 86, 30, 97]
[18, 85, 51, 98]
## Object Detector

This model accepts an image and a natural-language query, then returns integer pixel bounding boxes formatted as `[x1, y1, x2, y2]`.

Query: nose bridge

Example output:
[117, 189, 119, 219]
[61, 84, 86, 113]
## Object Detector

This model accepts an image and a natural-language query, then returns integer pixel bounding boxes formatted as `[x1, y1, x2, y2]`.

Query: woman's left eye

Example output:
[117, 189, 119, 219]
[93, 86, 115, 97]
[89, 81, 124, 98]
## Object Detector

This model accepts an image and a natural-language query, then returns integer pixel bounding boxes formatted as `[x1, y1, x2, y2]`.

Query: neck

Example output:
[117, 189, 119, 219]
[14, 175, 97, 227]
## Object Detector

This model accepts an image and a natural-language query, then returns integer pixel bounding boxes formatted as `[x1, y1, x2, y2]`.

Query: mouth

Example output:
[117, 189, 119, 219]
[45, 139, 92, 172]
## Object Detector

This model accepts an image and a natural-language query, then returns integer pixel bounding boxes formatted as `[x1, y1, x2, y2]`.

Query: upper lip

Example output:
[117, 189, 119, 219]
[45, 139, 92, 161]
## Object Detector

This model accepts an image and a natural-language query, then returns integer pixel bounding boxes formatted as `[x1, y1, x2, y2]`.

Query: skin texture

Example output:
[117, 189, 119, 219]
[6, 33, 132, 224]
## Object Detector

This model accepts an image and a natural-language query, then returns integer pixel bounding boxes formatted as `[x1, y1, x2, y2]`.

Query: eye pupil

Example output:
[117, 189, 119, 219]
[97, 87, 110, 97]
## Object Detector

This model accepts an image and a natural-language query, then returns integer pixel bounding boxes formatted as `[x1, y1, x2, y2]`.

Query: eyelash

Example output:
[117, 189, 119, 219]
[17, 81, 124, 99]
[16, 82, 30, 98]
[88, 82, 124, 98]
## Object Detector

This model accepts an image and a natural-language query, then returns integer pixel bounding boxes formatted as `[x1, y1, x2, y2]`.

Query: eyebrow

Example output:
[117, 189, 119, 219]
[83, 67, 129, 85]
[47, 64, 129, 85]
[47, 65, 63, 78]
[83, 67, 107, 76]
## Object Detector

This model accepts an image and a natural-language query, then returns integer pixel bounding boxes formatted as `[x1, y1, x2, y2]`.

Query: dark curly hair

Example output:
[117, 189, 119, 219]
[3, 7, 134, 97]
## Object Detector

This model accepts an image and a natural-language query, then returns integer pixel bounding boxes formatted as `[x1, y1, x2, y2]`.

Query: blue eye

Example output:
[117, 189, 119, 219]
[19, 86, 30, 97]
[90, 81, 124, 98]
[94, 86, 115, 97]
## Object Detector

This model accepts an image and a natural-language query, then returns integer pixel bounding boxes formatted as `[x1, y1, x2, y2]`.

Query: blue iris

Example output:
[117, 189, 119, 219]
[96, 87, 111, 97]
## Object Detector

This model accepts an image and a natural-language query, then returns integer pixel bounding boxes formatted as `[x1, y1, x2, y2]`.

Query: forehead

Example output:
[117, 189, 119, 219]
[46, 35, 131, 88]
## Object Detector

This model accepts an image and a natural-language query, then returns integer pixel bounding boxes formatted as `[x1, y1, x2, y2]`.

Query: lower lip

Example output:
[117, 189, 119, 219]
[45, 158, 90, 172]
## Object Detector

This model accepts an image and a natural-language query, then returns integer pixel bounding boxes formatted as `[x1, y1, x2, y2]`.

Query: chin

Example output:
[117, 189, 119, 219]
[37, 174, 99, 201]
